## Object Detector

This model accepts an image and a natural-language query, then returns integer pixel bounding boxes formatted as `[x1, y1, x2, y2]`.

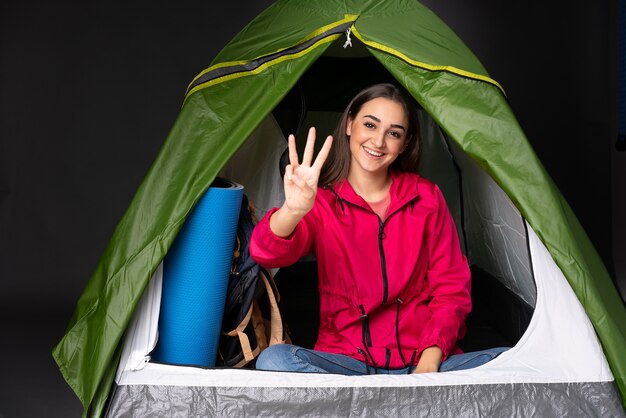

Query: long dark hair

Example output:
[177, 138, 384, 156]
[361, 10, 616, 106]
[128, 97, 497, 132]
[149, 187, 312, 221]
[319, 83, 421, 187]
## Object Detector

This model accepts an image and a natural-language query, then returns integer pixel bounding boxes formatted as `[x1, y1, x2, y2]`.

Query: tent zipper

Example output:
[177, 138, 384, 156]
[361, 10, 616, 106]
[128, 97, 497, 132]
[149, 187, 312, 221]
[185, 18, 356, 100]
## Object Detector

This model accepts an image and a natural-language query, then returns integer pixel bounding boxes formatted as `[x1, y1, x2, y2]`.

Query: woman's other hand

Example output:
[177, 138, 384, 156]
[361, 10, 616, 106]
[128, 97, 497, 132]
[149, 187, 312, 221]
[412, 346, 443, 374]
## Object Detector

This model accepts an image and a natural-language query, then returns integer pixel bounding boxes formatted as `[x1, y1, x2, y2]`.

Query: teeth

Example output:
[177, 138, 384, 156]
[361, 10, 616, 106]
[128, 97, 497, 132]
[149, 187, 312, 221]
[364, 147, 383, 157]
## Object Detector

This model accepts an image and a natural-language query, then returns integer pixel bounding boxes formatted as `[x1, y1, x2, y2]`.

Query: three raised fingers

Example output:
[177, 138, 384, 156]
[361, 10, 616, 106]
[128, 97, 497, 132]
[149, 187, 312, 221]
[288, 127, 333, 171]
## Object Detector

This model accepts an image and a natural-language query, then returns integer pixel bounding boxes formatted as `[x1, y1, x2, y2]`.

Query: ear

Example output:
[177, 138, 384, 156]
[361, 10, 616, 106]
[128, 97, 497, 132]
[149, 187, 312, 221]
[346, 117, 352, 136]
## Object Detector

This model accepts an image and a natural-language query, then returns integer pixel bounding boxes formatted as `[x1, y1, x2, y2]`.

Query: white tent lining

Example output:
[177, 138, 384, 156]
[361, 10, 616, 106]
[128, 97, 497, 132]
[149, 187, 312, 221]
[115, 223, 613, 388]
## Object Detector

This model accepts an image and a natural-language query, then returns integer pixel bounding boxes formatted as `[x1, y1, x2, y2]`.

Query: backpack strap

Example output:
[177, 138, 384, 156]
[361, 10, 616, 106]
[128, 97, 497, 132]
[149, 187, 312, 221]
[223, 304, 258, 365]
[260, 270, 285, 345]
[222, 269, 286, 367]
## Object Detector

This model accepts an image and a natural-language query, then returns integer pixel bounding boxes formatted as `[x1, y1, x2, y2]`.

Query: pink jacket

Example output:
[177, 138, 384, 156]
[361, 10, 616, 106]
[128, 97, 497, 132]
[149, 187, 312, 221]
[250, 172, 471, 369]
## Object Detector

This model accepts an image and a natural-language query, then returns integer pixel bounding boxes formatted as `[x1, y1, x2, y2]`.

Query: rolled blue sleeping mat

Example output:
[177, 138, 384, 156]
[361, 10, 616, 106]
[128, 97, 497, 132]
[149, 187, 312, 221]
[151, 178, 243, 367]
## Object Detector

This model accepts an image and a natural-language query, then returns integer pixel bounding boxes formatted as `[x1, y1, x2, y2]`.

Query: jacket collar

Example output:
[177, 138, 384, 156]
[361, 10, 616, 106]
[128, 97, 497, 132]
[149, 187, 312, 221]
[329, 171, 421, 214]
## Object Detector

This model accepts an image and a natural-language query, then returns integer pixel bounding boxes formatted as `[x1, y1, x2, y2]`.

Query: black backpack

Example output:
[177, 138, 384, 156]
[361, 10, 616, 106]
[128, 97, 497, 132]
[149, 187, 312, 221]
[218, 195, 287, 367]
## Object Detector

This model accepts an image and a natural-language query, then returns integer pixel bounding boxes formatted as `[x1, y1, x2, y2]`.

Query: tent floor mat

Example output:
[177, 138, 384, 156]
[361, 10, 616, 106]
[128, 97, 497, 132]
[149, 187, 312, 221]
[106, 381, 625, 418]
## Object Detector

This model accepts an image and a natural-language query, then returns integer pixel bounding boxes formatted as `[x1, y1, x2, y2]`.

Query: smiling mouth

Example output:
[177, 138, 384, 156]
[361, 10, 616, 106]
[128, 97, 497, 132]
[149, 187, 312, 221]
[363, 146, 385, 157]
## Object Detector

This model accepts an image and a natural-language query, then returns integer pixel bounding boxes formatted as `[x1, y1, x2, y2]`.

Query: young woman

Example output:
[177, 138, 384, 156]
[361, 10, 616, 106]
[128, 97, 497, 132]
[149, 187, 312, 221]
[250, 84, 506, 375]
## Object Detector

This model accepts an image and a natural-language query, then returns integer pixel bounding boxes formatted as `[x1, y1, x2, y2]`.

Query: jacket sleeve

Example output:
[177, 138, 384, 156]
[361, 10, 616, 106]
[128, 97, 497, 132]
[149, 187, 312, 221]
[249, 207, 317, 269]
[417, 186, 472, 360]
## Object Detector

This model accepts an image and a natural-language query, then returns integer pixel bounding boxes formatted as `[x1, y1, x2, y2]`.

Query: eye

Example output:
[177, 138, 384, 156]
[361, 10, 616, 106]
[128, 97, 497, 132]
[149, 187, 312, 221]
[364, 122, 375, 129]
[389, 131, 403, 138]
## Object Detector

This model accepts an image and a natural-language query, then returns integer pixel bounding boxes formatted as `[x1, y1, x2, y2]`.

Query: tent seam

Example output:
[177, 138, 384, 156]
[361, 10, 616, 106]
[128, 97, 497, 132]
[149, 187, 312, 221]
[350, 25, 506, 96]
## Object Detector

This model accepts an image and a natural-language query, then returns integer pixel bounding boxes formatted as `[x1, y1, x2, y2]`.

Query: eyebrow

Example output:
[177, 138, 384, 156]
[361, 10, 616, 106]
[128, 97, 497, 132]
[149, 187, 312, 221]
[363, 114, 406, 131]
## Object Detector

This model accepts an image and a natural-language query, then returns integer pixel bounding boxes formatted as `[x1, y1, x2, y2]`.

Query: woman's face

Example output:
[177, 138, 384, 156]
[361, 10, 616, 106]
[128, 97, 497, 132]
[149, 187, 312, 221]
[346, 97, 409, 180]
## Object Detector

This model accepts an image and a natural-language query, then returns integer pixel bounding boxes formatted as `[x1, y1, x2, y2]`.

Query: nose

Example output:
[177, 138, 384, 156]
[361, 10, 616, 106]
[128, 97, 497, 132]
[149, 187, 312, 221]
[371, 131, 385, 148]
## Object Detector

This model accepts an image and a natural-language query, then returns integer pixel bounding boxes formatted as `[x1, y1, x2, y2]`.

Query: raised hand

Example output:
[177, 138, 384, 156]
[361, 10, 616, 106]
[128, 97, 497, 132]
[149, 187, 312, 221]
[283, 127, 333, 215]
[270, 127, 333, 237]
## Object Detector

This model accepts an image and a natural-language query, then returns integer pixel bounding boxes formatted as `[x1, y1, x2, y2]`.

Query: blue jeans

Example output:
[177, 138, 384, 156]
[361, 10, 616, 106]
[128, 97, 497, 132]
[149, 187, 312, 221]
[256, 344, 509, 375]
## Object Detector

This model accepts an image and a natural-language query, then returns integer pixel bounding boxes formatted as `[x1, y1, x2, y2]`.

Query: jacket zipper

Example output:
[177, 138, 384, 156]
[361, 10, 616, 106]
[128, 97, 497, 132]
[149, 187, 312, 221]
[337, 197, 390, 305]
[377, 200, 419, 305]
[378, 217, 389, 305]
[337, 197, 419, 306]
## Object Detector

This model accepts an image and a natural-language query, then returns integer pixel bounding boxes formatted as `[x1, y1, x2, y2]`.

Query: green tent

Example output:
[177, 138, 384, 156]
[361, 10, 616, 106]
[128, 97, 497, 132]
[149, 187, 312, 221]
[53, 1, 626, 416]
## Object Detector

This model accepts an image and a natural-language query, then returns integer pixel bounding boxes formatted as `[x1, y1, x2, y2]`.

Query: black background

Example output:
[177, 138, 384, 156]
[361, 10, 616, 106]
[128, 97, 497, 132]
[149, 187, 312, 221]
[1, 1, 623, 416]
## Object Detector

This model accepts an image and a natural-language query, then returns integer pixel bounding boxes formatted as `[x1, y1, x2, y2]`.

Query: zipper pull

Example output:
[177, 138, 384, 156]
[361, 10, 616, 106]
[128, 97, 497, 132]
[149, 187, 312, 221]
[343, 27, 353, 48]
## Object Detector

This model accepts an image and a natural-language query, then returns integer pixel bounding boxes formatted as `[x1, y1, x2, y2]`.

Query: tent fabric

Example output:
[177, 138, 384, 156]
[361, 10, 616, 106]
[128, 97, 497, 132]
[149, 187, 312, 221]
[106, 383, 624, 418]
[417, 111, 536, 306]
[218, 116, 286, 219]
[52, 0, 626, 415]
